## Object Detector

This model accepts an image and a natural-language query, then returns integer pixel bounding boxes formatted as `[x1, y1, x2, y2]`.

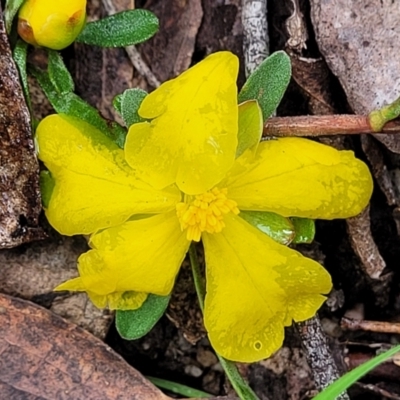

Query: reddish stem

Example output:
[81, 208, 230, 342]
[263, 115, 400, 137]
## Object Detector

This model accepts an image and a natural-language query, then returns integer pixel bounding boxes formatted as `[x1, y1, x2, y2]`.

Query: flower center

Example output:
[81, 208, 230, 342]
[176, 187, 240, 242]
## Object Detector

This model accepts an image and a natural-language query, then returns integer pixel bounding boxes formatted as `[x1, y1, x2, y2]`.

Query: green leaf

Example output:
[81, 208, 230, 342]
[147, 377, 212, 398]
[291, 218, 315, 244]
[369, 95, 400, 132]
[240, 211, 295, 245]
[217, 356, 260, 400]
[113, 94, 123, 115]
[238, 51, 291, 121]
[237, 100, 263, 157]
[118, 88, 147, 127]
[4, 0, 24, 33]
[313, 345, 400, 400]
[39, 170, 55, 208]
[116, 294, 170, 340]
[30, 66, 127, 148]
[13, 39, 31, 110]
[76, 9, 159, 48]
[48, 50, 74, 94]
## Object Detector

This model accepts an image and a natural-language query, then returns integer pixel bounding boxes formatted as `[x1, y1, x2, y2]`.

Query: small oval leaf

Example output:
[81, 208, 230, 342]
[291, 217, 315, 244]
[48, 50, 74, 94]
[121, 88, 147, 127]
[76, 9, 159, 47]
[30, 66, 127, 148]
[5, 0, 24, 33]
[240, 211, 295, 245]
[116, 294, 170, 340]
[113, 94, 123, 115]
[13, 40, 31, 110]
[237, 100, 263, 157]
[238, 51, 291, 121]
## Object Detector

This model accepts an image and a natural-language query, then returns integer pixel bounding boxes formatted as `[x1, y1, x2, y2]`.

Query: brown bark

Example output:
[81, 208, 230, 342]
[0, 5, 44, 248]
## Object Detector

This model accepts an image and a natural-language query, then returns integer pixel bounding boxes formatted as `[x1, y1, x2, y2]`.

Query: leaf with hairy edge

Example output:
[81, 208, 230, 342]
[48, 50, 74, 94]
[4, 0, 24, 33]
[13, 40, 31, 110]
[291, 217, 315, 244]
[113, 94, 123, 115]
[114, 88, 147, 127]
[116, 294, 170, 340]
[76, 9, 159, 48]
[30, 66, 127, 148]
[238, 51, 291, 121]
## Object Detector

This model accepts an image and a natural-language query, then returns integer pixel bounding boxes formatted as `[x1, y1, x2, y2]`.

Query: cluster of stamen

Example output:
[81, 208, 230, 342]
[176, 187, 240, 242]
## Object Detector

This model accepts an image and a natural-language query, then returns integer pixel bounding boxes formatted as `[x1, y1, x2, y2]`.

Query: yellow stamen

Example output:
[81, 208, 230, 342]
[176, 187, 240, 242]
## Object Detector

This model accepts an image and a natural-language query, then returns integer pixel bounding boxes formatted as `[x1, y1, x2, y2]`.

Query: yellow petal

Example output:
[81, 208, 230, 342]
[202, 214, 331, 362]
[236, 100, 263, 157]
[226, 137, 373, 219]
[125, 52, 239, 195]
[36, 114, 180, 235]
[55, 277, 148, 310]
[65, 212, 189, 298]
[87, 291, 148, 310]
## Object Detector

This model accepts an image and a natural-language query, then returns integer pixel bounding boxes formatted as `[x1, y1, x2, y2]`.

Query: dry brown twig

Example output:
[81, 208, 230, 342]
[101, 0, 161, 88]
[341, 317, 400, 335]
[263, 114, 400, 138]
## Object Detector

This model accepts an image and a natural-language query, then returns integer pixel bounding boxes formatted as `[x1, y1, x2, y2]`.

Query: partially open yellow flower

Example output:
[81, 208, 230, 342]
[18, 0, 86, 50]
[36, 52, 373, 362]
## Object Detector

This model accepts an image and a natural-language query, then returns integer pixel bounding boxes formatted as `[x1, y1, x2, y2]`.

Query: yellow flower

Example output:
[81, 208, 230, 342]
[36, 52, 373, 362]
[18, 0, 86, 50]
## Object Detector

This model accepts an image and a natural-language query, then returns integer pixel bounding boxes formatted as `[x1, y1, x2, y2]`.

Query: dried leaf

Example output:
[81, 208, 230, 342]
[0, 293, 231, 400]
[197, 0, 244, 85]
[0, 226, 112, 339]
[310, 0, 400, 153]
[0, 294, 169, 400]
[140, 0, 203, 82]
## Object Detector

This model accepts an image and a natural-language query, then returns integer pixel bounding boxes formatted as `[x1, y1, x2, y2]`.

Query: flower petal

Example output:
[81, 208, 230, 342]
[36, 114, 180, 235]
[202, 214, 331, 362]
[236, 100, 263, 157]
[18, 0, 86, 50]
[57, 211, 190, 301]
[55, 276, 148, 310]
[87, 291, 148, 310]
[125, 52, 239, 195]
[226, 137, 373, 219]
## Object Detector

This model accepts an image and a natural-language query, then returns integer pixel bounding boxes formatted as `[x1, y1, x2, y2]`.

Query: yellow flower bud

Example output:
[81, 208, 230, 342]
[18, 0, 86, 50]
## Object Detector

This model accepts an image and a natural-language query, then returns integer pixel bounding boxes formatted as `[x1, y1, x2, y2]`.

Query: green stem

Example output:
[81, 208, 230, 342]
[188, 243, 260, 400]
[188, 243, 206, 311]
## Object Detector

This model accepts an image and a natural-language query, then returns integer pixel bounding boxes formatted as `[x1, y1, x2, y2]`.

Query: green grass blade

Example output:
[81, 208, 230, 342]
[313, 345, 400, 400]
[147, 376, 212, 398]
